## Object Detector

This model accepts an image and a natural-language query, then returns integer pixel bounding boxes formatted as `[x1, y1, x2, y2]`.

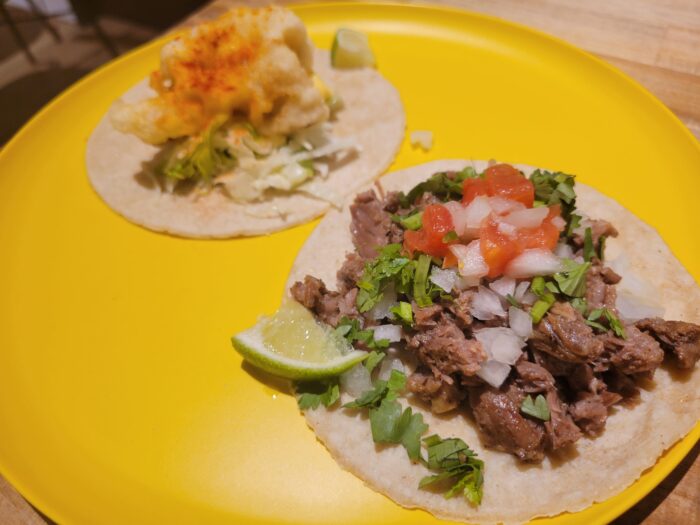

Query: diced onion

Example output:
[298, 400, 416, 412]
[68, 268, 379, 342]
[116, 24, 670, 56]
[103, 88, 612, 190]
[514, 280, 537, 305]
[555, 242, 575, 259]
[551, 215, 566, 231]
[368, 283, 397, 320]
[477, 360, 512, 388]
[340, 363, 372, 397]
[449, 241, 488, 286]
[497, 220, 517, 237]
[430, 267, 460, 293]
[444, 201, 469, 237]
[377, 356, 405, 381]
[371, 324, 402, 342]
[488, 197, 525, 215]
[505, 249, 563, 278]
[474, 327, 525, 364]
[489, 276, 516, 298]
[509, 306, 533, 338]
[471, 286, 506, 320]
[445, 197, 492, 239]
[410, 130, 434, 151]
[502, 207, 548, 229]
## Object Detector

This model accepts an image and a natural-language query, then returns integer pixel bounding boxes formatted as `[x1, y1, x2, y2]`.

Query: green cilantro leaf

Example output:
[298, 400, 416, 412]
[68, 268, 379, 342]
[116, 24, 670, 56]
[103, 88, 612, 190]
[363, 350, 385, 375]
[567, 213, 582, 238]
[530, 170, 578, 235]
[586, 308, 626, 338]
[570, 297, 588, 315]
[553, 259, 590, 298]
[296, 380, 340, 410]
[597, 235, 607, 261]
[391, 210, 423, 231]
[419, 435, 484, 505]
[390, 301, 414, 325]
[442, 231, 459, 243]
[583, 227, 595, 262]
[529, 276, 556, 323]
[520, 394, 551, 421]
[413, 254, 434, 307]
[356, 244, 410, 313]
[335, 317, 389, 350]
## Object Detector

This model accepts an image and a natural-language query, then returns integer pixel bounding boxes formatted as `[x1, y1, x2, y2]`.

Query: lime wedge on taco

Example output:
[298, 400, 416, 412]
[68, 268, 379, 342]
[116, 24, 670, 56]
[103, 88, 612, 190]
[232, 298, 368, 379]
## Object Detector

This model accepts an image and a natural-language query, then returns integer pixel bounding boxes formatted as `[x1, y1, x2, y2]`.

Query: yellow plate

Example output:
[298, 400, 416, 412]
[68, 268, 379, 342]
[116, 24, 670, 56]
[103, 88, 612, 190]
[1, 3, 698, 524]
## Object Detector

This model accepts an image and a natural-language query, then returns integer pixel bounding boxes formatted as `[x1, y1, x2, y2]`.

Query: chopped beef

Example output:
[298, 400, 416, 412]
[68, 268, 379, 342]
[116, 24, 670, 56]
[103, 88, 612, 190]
[469, 382, 546, 462]
[445, 289, 475, 328]
[566, 363, 606, 395]
[572, 219, 618, 249]
[290, 275, 358, 327]
[568, 390, 621, 436]
[636, 318, 700, 369]
[600, 325, 664, 375]
[349, 190, 392, 259]
[407, 367, 466, 414]
[408, 319, 486, 379]
[529, 302, 604, 363]
[336, 253, 365, 293]
[413, 302, 445, 328]
[603, 368, 640, 399]
[382, 191, 402, 213]
[515, 360, 555, 393]
[544, 389, 582, 449]
[533, 349, 577, 377]
[586, 263, 621, 311]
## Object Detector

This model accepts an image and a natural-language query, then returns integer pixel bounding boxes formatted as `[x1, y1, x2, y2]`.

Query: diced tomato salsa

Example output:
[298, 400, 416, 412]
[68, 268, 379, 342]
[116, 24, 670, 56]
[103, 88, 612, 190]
[404, 164, 563, 278]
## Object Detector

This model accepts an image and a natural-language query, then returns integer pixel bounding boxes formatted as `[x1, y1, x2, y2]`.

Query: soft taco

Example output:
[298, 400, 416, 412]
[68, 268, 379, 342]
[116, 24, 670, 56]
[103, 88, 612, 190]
[86, 6, 404, 237]
[270, 160, 700, 524]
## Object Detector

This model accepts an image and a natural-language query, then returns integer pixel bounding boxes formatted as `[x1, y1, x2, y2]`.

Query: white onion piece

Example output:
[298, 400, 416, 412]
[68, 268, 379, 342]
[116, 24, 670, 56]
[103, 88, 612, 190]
[444, 201, 470, 237]
[489, 276, 516, 298]
[488, 197, 525, 215]
[340, 364, 373, 397]
[471, 286, 506, 320]
[377, 356, 405, 381]
[464, 196, 492, 236]
[502, 207, 548, 229]
[551, 215, 566, 231]
[555, 242, 575, 259]
[505, 249, 563, 278]
[475, 327, 525, 363]
[616, 291, 665, 322]
[509, 306, 533, 338]
[477, 360, 512, 388]
[449, 241, 488, 286]
[410, 130, 433, 150]
[369, 283, 397, 320]
[497, 220, 517, 237]
[371, 324, 402, 343]
[430, 267, 460, 293]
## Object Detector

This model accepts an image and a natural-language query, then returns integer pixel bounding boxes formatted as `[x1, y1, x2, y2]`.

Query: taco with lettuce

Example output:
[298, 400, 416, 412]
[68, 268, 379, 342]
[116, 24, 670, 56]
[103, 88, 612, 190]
[86, 6, 404, 237]
[236, 159, 700, 524]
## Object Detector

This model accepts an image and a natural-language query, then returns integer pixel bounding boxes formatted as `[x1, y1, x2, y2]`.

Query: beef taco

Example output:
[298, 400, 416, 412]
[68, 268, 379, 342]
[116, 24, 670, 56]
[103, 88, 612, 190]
[86, 6, 404, 237]
[271, 159, 700, 524]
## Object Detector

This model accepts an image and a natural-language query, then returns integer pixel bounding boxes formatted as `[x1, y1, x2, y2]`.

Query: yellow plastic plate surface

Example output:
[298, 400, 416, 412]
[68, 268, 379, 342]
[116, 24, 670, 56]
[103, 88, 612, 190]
[0, 3, 698, 524]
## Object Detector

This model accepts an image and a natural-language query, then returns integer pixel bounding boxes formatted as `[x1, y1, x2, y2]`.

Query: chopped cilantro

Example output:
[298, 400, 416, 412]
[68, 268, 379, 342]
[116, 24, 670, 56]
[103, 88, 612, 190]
[391, 210, 423, 231]
[356, 244, 410, 313]
[390, 301, 414, 325]
[583, 227, 595, 262]
[418, 435, 484, 505]
[586, 308, 626, 338]
[413, 254, 434, 307]
[363, 350, 385, 374]
[529, 276, 556, 323]
[296, 380, 340, 410]
[571, 297, 588, 315]
[567, 213, 582, 238]
[505, 294, 520, 308]
[520, 394, 551, 421]
[553, 259, 590, 298]
[530, 170, 578, 235]
[442, 231, 459, 243]
[597, 235, 607, 261]
[335, 317, 389, 350]
[399, 168, 479, 207]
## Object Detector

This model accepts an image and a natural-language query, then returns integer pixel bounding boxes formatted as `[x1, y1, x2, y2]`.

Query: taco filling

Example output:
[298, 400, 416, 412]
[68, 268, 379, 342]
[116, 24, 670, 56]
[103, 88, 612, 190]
[282, 162, 700, 500]
[109, 7, 357, 205]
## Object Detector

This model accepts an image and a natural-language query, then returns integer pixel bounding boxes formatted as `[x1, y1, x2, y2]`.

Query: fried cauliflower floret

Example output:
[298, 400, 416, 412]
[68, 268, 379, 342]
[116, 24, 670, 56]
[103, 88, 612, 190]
[110, 6, 329, 145]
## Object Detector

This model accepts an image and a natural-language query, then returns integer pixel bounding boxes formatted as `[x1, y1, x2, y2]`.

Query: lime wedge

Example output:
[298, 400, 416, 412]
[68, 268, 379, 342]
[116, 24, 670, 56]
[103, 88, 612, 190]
[231, 298, 368, 380]
[330, 28, 376, 69]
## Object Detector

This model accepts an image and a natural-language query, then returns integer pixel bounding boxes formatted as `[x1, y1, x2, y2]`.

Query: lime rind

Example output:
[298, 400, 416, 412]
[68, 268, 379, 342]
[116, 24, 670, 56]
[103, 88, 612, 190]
[232, 323, 368, 380]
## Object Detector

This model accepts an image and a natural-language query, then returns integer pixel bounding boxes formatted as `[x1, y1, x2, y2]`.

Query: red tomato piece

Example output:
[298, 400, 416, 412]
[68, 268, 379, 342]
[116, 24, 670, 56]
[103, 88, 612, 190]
[403, 204, 455, 257]
[462, 178, 489, 205]
[480, 217, 520, 278]
[516, 205, 561, 251]
[483, 164, 535, 207]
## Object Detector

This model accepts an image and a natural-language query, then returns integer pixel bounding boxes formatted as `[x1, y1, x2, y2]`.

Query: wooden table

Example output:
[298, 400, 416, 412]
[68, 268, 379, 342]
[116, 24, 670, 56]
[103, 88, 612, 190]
[1, 1, 698, 523]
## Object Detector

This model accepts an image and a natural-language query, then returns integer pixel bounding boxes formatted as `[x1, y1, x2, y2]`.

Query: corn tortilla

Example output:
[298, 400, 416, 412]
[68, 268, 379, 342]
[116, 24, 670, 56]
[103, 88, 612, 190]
[285, 160, 700, 525]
